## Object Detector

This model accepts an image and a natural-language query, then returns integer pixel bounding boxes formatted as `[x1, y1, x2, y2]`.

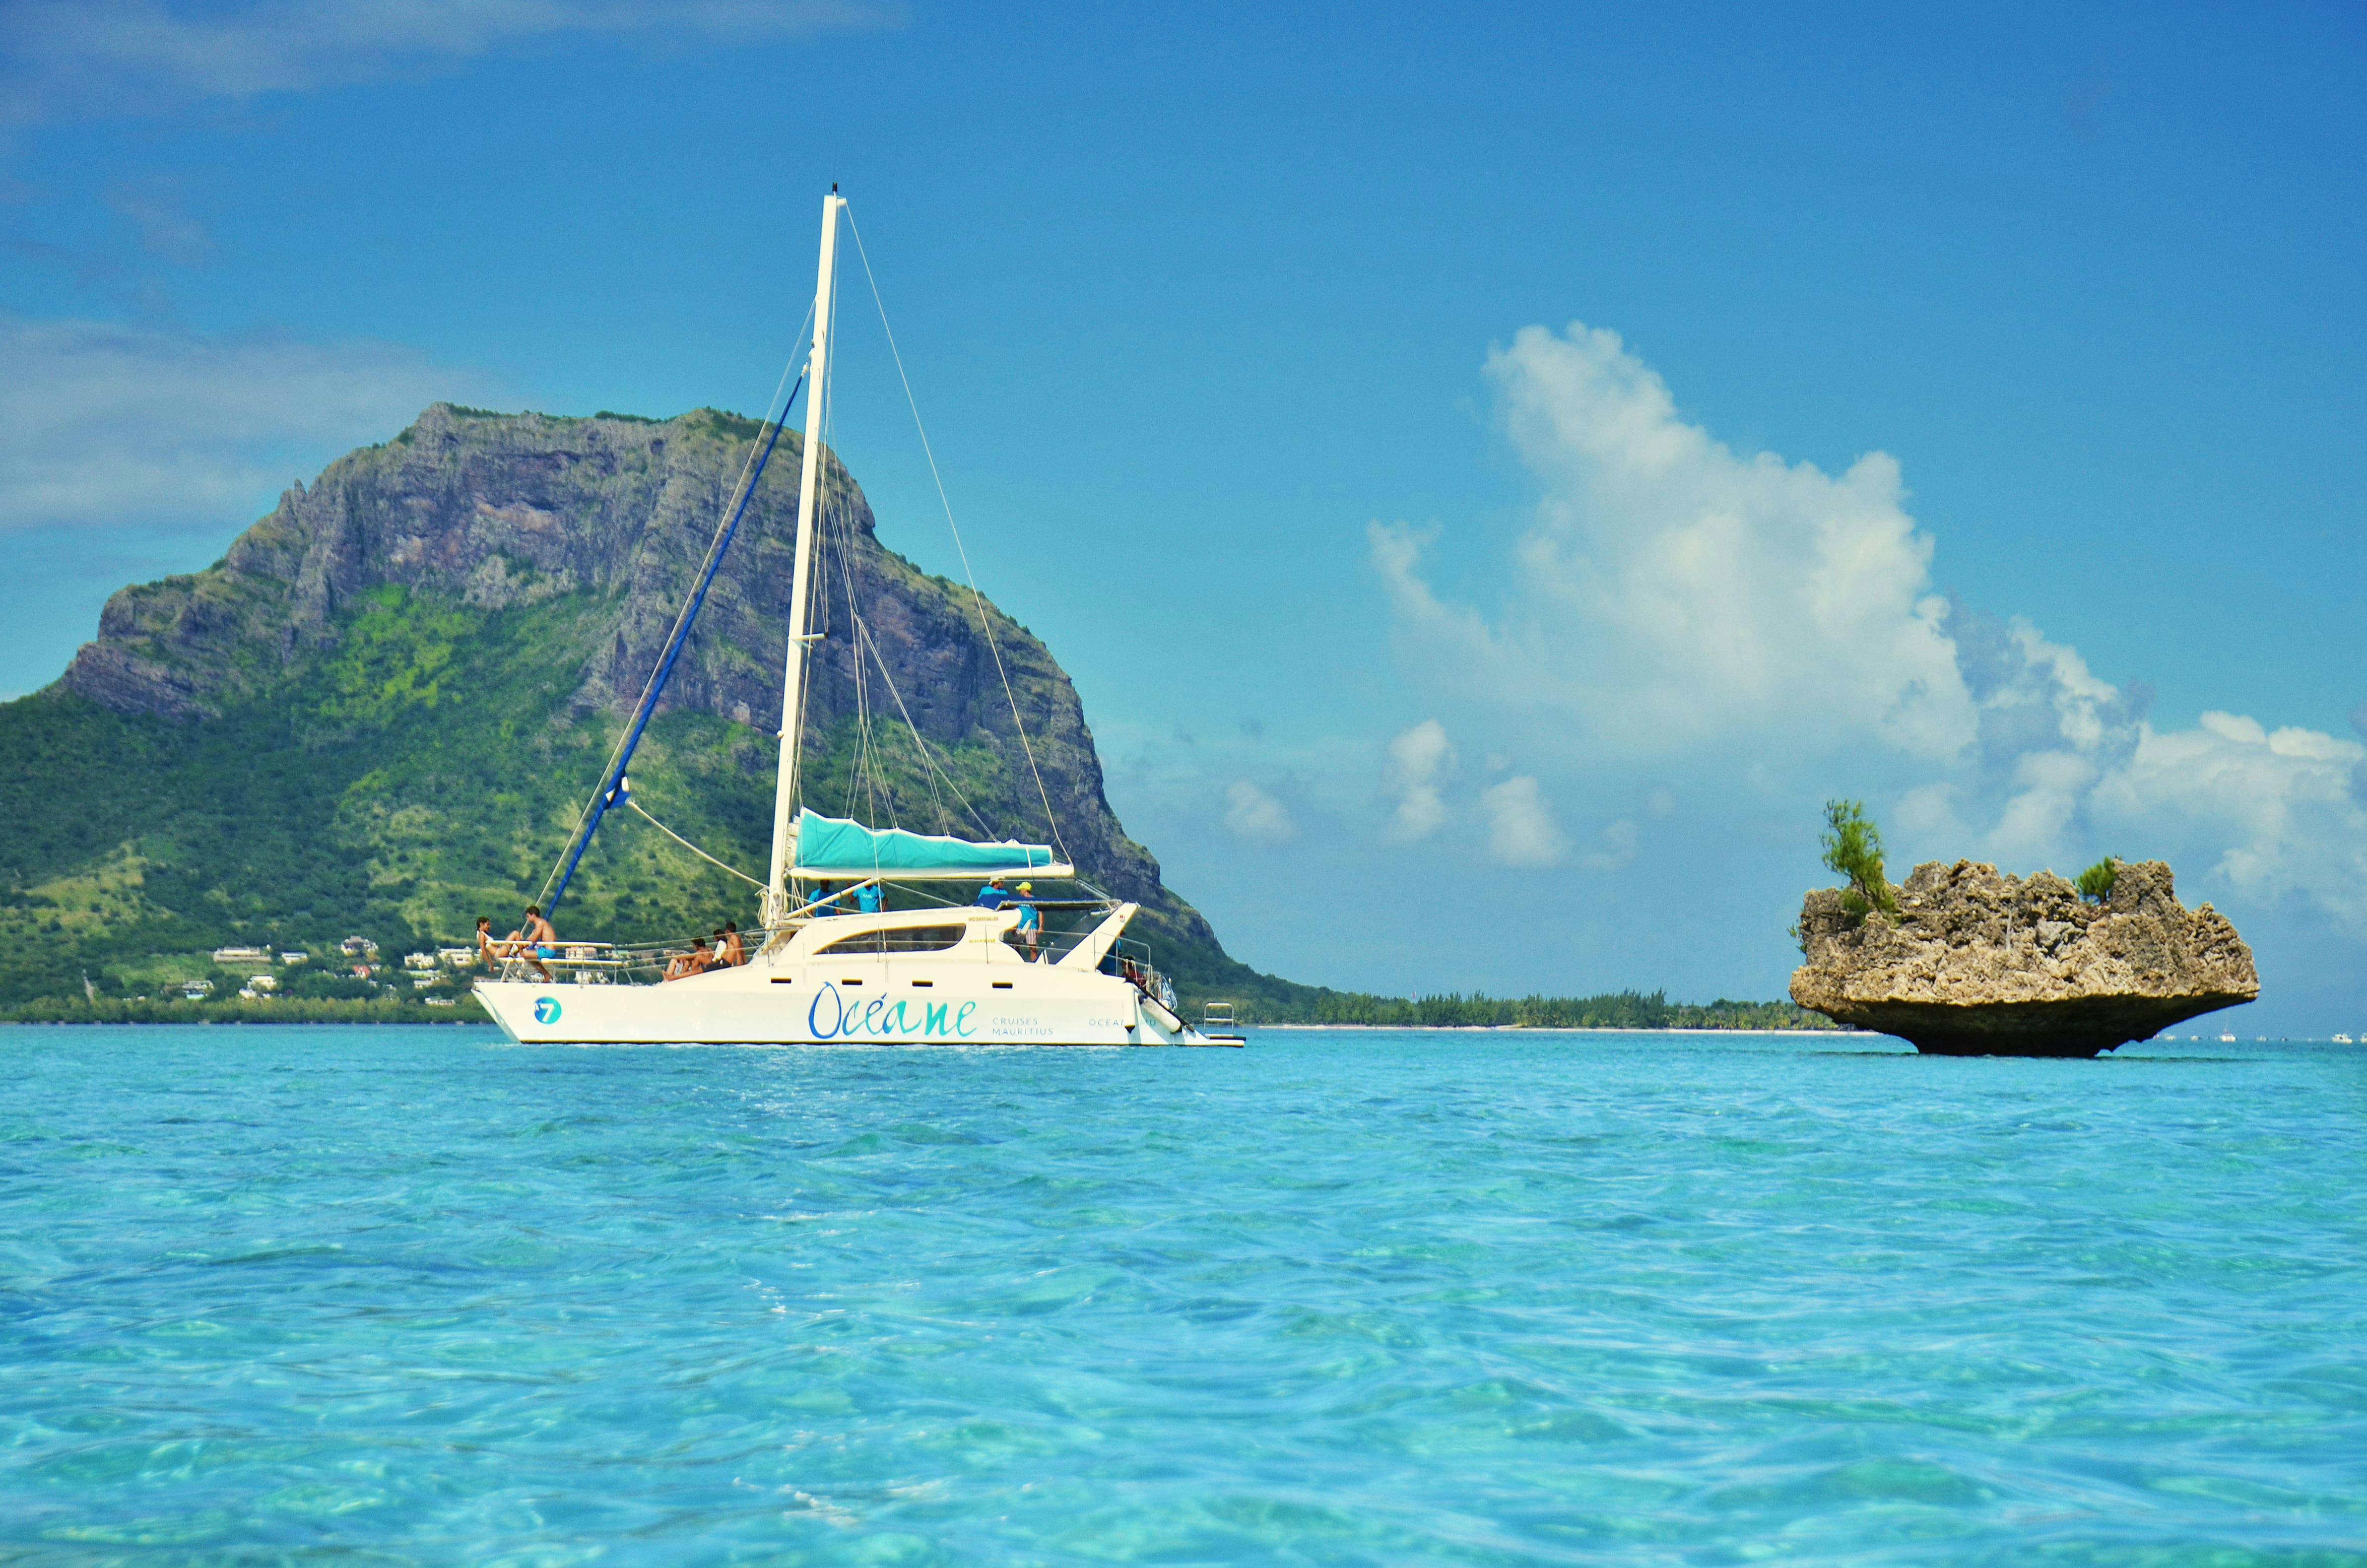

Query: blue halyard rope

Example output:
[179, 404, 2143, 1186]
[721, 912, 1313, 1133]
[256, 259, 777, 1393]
[546, 377, 804, 919]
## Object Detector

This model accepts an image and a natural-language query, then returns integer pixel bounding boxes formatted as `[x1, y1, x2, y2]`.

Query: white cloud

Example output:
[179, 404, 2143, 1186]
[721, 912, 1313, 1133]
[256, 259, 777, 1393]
[1374, 322, 1974, 761]
[1223, 780, 1294, 844]
[1482, 775, 1566, 867]
[1382, 719, 1455, 843]
[1376, 318, 2367, 937]
[0, 312, 496, 531]
[1, 0, 896, 124]
[2092, 714, 2367, 926]
[1882, 637, 2367, 928]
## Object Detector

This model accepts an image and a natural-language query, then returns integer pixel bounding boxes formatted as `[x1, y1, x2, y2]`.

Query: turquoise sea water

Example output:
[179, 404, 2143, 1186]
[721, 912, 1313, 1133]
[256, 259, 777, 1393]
[3, 1026, 2362, 1565]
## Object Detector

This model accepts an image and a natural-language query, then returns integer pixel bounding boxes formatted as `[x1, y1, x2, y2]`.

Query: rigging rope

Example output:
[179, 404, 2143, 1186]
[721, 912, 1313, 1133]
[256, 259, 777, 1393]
[538, 316, 815, 918]
[797, 248, 990, 848]
[843, 206, 1073, 869]
[826, 455, 903, 834]
[854, 616, 994, 837]
[537, 342, 811, 920]
[623, 796, 766, 888]
[810, 273, 898, 893]
[786, 265, 844, 876]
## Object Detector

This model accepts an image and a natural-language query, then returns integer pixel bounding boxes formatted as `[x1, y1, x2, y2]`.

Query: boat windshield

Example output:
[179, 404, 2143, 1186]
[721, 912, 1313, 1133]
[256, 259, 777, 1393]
[814, 924, 968, 956]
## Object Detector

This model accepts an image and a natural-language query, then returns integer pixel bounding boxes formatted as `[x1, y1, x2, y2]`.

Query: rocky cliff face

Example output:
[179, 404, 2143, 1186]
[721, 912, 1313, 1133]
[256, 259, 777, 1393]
[1790, 859, 2259, 1056]
[58, 403, 1209, 942]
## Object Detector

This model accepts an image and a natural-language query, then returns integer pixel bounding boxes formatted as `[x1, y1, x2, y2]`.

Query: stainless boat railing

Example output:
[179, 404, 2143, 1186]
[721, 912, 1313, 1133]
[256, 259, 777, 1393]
[485, 941, 677, 986]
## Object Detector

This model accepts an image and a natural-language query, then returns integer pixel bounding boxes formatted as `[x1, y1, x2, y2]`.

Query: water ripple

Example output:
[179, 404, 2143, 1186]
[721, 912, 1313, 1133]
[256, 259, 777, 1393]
[1, 1025, 2361, 1563]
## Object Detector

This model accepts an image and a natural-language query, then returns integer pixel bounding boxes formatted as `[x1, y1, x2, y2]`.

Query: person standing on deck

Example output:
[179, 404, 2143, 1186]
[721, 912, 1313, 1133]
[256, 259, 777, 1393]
[856, 881, 882, 916]
[1014, 881, 1041, 961]
[974, 876, 1008, 909]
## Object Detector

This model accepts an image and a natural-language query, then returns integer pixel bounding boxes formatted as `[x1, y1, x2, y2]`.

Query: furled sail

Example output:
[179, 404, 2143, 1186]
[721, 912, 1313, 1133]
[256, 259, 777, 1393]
[789, 809, 1068, 880]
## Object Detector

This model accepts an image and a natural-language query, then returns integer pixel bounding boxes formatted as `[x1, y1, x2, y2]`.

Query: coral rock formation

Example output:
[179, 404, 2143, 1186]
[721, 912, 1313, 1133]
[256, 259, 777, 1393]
[1790, 859, 2258, 1056]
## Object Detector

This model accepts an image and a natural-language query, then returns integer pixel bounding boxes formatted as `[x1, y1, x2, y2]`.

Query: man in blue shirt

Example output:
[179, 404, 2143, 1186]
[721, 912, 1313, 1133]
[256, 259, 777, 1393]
[974, 876, 1009, 909]
[1014, 880, 1040, 960]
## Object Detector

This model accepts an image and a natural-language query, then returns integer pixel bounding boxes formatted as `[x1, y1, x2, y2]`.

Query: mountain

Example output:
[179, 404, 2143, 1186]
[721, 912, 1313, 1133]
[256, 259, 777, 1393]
[0, 403, 1291, 1011]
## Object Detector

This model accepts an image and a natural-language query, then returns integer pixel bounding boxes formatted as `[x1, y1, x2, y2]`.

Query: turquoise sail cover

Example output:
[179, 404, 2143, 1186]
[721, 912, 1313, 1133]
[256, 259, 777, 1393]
[793, 810, 1058, 874]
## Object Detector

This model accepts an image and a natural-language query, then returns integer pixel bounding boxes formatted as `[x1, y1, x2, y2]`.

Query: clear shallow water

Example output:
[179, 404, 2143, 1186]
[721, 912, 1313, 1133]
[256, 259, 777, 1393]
[3, 1026, 2363, 1566]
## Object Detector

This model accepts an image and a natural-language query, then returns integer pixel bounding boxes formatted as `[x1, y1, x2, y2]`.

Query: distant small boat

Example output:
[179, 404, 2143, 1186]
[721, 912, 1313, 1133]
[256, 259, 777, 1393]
[2218, 1032, 2237, 1042]
[2334, 1033, 2355, 1044]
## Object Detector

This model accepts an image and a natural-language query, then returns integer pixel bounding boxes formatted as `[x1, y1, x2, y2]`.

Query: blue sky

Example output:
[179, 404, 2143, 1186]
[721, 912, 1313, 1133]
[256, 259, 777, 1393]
[5, 1, 2363, 1027]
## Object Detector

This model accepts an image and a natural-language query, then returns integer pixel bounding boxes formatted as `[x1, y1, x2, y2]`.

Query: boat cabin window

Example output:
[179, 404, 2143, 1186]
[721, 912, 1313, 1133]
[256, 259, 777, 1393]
[815, 924, 967, 956]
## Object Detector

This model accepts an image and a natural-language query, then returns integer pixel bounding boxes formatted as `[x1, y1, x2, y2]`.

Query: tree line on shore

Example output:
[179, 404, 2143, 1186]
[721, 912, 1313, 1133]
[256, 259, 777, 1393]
[1223, 989, 1841, 1030]
[4, 994, 492, 1025]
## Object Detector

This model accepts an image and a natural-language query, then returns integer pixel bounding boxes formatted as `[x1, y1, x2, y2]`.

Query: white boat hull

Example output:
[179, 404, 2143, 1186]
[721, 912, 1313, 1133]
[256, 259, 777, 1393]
[475, 952, 1235, 1048]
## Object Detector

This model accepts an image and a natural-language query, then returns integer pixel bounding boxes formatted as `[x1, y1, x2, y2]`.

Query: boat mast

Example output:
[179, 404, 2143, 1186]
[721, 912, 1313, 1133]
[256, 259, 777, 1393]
[764, 187, 844, 926]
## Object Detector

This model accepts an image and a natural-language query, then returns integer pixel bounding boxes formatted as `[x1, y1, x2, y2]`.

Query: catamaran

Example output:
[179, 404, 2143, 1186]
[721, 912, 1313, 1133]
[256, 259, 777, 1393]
[474, 191, 1240, 1048]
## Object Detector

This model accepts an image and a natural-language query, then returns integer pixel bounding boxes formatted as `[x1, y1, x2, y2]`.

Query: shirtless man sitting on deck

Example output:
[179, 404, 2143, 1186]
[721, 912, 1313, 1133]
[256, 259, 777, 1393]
[511, 904, 556, 982]
[664, 937, 714, 982]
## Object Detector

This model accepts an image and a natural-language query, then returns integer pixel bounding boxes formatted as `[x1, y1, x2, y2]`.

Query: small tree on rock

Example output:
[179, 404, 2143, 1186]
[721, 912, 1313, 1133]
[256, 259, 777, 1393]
[1821, 799, 1897, 917]
[2076, 857, 2121, 903]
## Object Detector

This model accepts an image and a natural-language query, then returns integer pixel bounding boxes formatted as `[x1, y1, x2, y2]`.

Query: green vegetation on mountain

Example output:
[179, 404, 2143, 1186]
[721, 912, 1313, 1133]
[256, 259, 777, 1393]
[0, 578, 1093, 1010]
